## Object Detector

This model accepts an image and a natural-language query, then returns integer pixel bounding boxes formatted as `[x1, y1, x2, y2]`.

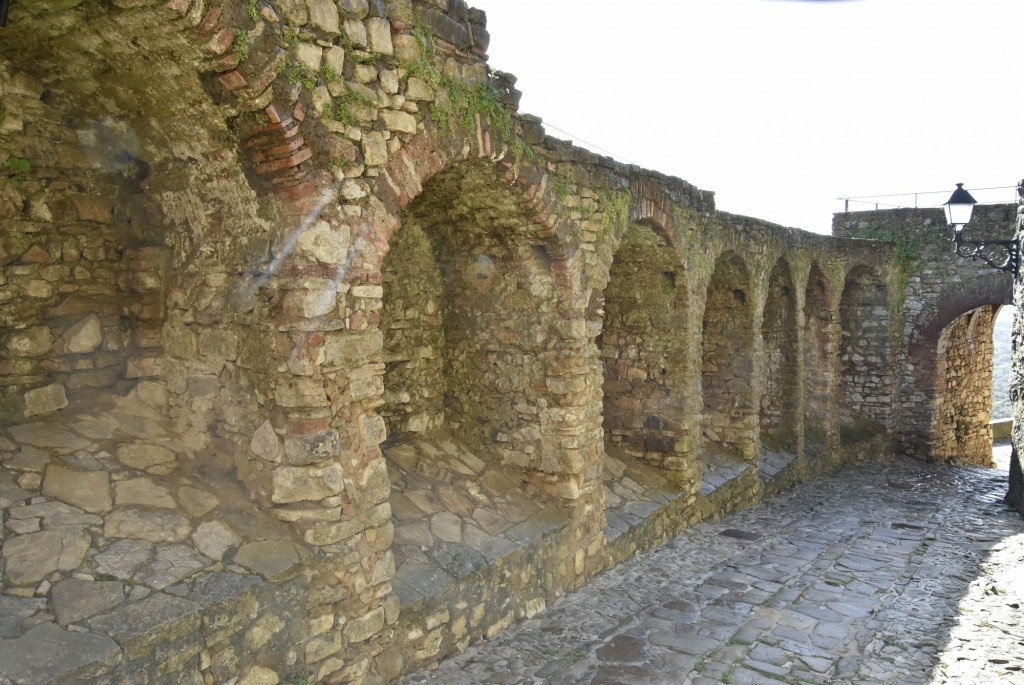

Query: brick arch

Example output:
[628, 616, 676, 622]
[369, 125, 580, 274]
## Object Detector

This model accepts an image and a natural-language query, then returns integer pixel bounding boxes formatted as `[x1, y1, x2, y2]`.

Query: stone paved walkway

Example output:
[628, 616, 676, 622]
[401, 444, 1024, 684]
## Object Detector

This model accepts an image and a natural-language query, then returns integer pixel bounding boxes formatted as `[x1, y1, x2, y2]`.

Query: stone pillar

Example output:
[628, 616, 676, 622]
[1008, 183, 1024, 515]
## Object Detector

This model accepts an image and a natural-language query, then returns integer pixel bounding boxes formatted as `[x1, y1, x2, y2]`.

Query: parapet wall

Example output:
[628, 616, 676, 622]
[0, 2, 963, 684]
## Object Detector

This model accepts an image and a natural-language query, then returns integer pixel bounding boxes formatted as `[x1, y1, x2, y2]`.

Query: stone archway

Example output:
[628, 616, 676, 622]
[901, 273, 1012, 463]
[932, 305, 1001, 465]
[601, 222, 690, 472]
[760, 258, 798, 454]
[702, 251, 755, 461]
[380, 158, 571, 476]
[804, 262, 835, 462]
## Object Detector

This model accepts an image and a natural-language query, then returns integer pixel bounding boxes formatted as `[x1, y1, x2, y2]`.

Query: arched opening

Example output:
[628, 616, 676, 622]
[601, 223, 689, 470]
[991, 306, 1013, 430]
[701, 252, 755, 464]
[839, 265, 891, 444]
[898, 272, 1011, 461]
[381, 160, 562, 463]
[759, 258, 798, 479]
[381, 159, 574, 606]
[803, 263, 833, 462]
[931, 305, 1001, 466]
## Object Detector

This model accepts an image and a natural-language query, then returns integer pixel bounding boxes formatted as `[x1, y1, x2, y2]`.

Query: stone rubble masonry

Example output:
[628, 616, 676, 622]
[0, 1, 1004, 684]
[834, 204, 1014, 464]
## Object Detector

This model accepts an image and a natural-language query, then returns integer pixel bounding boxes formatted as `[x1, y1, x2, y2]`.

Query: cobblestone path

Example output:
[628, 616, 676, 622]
[401, 448, 1024, 684]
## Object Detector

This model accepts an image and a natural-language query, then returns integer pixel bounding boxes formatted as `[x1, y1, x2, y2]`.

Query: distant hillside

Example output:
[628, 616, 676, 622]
[993, 307, 1013, 420]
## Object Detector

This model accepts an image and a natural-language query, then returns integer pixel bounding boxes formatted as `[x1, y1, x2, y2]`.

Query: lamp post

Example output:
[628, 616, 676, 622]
[946, 182, 1020, 276]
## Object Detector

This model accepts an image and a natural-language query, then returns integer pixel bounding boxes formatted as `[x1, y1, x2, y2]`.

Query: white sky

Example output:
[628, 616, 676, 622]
[468, 0, 1022, 234]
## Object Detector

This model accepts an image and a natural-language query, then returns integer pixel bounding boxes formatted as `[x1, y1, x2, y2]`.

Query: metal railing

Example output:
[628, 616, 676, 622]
[837, 185, 1018, 213]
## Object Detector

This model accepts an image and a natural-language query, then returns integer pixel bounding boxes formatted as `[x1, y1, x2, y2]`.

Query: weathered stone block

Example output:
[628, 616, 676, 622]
[116, 443, 178, 474]
[251, 420, 283, 462]
[344, 606, 384, 643]
[338, 0, 369, 19]
[232, 540, 311, 581]
[59, 313, 102, 354]
[283, 287, 338, 319]
[271, 462, 345, 503]
[305, 628, 343, 662]
[284, 429, 341, 465]
[294, 42, 323, 72]
[274, 378, 329, 408]
[306, 0, 341, 34]
[104, 509, 192, 543]
[304, 502, 391, 545]
[6, 325, 52, 356]
[89, 593, 201, 661]
[365, 17, 393, 55]
[0, 624, 121, 684]
[380, 109, 417, 134]
[42, 463, 112, 512]
[296, 220, 352, 264]
[199, 328, 239, 361]
[238, 665, 281, 685]
[362, 131, 388, 166]
[2, 528, 90, 585]
[114, 477, 176, 509]
[52, 579, 125, 625]
[24, 382, 68, 416]
[192, 520, 242, 560]
[322, 330, 383, 367]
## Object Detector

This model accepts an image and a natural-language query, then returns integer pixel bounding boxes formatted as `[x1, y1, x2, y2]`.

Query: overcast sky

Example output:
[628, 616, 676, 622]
[468, 0, 1022, 235]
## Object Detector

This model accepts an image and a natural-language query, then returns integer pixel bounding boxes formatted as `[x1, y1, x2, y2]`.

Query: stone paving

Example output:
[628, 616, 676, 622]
[385, 430, 570, 610]
[401, 443, 1024, 685]
[0, 396, 312, 683]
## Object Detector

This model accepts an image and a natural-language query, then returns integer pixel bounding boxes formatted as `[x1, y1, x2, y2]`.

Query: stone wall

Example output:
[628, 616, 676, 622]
[1010, 192, 1024, 517]
[0, 1, 954, 683]
[803, 262, 837, 463]
[934, 305, 997, 466]
[835, 204, 1014, 462]
[0, 63, 168, 422]
[838, 265, 893, 438]
[601, 222, 689, 471]
[761, 258, 798, 452]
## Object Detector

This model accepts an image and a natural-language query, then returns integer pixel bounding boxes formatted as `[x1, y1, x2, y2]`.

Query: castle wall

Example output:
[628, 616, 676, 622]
[0, 2, 973, 684]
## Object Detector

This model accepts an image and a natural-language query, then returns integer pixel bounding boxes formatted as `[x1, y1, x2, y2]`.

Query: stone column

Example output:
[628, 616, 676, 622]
[1008, 182, 1024, 515]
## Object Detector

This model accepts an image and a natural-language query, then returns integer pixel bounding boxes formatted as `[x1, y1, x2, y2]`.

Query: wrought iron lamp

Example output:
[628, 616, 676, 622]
[945, 182, 1020, 276]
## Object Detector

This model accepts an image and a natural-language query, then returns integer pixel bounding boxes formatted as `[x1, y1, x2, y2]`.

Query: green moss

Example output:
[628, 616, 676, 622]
[280, 30, 299, 50]
[2, 156, 31, 175]
[232, 30, 250, 62]
[245, 0, 260, 22]
[344, 84, 375, 108]
[284, 59, 317, 91]
[321, 63, 340, 83]
[433, 79, 536, 163]
[323, 99, 356, 127]
[551, 175, 571, 201]
[859, 227, 922, 295]
[598, 188, 633, 237]
[400, 19, 442, 88]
